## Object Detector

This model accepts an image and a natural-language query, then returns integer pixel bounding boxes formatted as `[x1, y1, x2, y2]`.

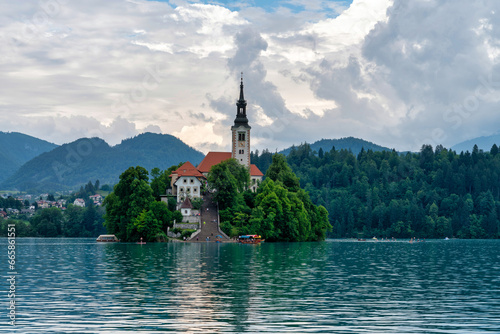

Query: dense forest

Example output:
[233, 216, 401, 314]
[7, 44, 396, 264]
[103, 166, 182, 242]
[0, 205, 106, 237]
[0, 181, 107, 237]
[252, 143, 500, 239]
[279, 137, 391, 156]
[4, 138, 500, 240]
[213, 156, 331, 241]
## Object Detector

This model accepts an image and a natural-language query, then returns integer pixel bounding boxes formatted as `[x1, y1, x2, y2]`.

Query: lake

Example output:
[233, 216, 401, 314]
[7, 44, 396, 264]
[1, 238, 500, 333]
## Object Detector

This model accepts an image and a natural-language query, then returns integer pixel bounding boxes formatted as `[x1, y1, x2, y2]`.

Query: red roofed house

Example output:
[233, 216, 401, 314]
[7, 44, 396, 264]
[167, 75, 264, 206]
[170, 161, 205, 203]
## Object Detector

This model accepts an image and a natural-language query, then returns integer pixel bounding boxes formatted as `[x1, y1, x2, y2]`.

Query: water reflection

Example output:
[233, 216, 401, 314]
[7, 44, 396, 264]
[1, 239, 499, 333]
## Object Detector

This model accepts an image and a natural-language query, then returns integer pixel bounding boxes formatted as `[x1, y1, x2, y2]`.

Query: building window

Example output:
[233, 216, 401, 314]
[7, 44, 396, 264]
[238, 133, 245, 141]
[179, 187, 184, 192]
[239, 149, 244, 154]
[190, 179, 194, 184]
[185, 210, 188, 214]
[183, 179, 187, 184]
[187, 188, 191, 193]
[194, 187, 198, 193]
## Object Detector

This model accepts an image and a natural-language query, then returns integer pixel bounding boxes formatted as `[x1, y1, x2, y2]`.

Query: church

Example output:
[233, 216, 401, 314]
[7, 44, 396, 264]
[168, 76, 264, 208]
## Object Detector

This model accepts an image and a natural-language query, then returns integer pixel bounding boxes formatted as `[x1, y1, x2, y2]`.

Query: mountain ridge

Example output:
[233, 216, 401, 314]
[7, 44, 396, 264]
[451, 133, 500, 153]
[1, 132, 205, 192]
[0, 131, 58, 184]
[280, 137, 393, 156]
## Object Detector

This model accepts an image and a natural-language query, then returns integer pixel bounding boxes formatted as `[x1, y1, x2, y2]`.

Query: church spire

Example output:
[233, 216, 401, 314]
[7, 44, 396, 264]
[234, 72, 250, 128]
[238, 72, 245, 102]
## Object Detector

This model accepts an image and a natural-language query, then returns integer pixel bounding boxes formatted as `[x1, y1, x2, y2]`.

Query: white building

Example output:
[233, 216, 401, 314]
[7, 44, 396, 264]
[168, 161, 205, 208]
[73, 198, 86, 207]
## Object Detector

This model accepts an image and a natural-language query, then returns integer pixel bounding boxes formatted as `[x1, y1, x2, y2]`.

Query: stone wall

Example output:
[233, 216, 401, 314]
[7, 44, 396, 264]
[167, 231, 181, 238]
[175, 223, 199, 230]
[182, 216, 200, 224]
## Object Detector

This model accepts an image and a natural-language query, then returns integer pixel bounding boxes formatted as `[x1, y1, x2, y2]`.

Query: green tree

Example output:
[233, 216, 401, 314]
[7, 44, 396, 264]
[208, 158, 249, 210]
[490, 144, 499, 156]
[216, 154, 331, 241]
[30, 207, 63, 237]
[150, 163, 182, 201]
[469, 214, 486, 238]
[266, 154, 300, 192]
[191, 197, 204, 210]
[104, 167, 154, 241]
[104, 166, 181, 242]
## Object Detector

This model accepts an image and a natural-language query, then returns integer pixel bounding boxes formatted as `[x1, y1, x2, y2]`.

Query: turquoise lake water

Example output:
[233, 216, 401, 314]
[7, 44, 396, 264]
[1, 238, 499, 333]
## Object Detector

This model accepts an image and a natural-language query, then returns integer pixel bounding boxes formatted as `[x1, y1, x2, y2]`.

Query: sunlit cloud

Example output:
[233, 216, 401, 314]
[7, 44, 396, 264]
[1, 0, 499, 154]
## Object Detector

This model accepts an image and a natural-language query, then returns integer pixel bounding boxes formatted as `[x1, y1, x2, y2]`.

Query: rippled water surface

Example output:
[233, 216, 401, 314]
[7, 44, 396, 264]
[1, 238, 500, 333]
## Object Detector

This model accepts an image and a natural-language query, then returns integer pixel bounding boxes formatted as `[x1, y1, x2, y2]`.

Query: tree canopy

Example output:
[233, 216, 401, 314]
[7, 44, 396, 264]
[207, 158, 250, 210]
[251, 143, 500, 239]
[213, 154, 331, 241]
[103, 166, 181, 242]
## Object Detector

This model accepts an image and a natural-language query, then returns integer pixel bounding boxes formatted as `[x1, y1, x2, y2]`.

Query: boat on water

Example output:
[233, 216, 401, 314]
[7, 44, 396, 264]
[237, 235, 264, 244]
[96, 235, 119, 242]
[357, 238, 366, 241]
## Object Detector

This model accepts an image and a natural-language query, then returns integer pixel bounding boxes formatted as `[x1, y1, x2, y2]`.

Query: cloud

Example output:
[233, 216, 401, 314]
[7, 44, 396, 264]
[1, 0, 499, 155]
[360, 0, 500, 149]
[0, 112, 160, 146]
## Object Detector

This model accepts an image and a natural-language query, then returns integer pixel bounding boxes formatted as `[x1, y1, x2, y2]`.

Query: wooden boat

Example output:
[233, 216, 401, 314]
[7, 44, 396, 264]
[357, 238, 366, 241]
[96, 234, 119, 242]
[238, 235, 264, 244]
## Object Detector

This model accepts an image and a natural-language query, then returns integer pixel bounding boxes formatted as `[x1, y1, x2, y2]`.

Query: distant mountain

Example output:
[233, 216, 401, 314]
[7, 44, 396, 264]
[451, 134, 500, 153]
[280, 137, 393, 156]
[1, 132, 204, 192]
[0, 132, 58, 184]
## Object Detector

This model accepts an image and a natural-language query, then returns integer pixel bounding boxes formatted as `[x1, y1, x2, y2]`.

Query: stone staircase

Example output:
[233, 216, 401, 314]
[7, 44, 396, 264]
[189, 193, 230, 242]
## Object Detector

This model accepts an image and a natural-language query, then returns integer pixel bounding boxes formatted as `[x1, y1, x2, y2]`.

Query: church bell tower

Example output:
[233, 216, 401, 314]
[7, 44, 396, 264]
[231, 73, 251, 168]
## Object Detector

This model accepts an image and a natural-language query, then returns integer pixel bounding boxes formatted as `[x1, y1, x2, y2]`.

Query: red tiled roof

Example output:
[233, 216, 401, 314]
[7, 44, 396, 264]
[250, 164, 264, 177]
[172, 161, 205, 178]
[197, 152, 232, 173]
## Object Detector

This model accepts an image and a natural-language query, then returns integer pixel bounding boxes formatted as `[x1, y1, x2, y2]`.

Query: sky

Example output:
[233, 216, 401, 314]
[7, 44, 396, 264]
[1, 0, 499, 154]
